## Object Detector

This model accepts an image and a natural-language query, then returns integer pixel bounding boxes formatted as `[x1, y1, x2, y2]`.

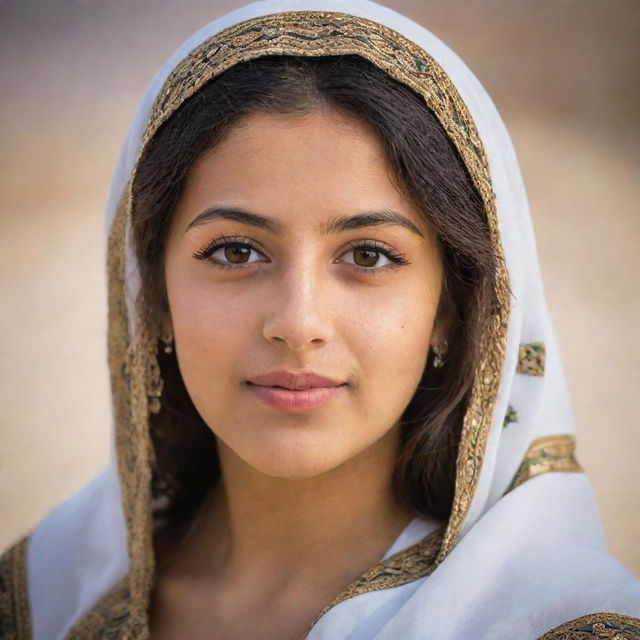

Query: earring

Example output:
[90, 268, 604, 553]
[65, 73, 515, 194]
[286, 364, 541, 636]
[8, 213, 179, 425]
[160, 332, 174, 354]
[432, 341, 448, 368]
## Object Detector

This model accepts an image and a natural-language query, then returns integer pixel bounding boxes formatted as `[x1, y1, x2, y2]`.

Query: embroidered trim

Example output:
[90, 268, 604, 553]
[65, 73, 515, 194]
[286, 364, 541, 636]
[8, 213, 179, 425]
[66, 186, 156, 638]
[0, 537, 32, 640]
[302, 527, 443, 637]
[66, 577, 138, 639]
[538, 613, 640, 639]
[517, 342, 546, 376]
[71, 528, 443, 639]
[85, 10, 510, 634]
[505, 434, 582, 494]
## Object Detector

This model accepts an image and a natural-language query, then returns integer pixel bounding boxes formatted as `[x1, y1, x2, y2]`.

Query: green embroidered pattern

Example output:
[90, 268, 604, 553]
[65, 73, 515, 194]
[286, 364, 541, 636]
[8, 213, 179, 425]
[503, 405, 518, 428]
[506, 434, 582, 493]
[517, 342, 546, 376]
[413, 57, 430, 72]
[505, 434, 582, 493]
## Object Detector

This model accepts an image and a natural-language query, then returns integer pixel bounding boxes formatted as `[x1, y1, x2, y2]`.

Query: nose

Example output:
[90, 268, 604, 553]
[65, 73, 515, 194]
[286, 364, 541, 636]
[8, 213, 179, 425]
[262, 257, 333, 352]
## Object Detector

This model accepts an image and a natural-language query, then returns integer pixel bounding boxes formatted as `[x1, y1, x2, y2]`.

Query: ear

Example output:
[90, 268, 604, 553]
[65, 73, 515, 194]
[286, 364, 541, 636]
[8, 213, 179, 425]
[429, 272, 451, 348]
[160, 309, 173, 340]
[429, 313, 451, 348]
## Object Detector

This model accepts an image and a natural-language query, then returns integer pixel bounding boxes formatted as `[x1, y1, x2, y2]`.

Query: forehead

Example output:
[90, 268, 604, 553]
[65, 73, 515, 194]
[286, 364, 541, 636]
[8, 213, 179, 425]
[175, 109, 430, 236]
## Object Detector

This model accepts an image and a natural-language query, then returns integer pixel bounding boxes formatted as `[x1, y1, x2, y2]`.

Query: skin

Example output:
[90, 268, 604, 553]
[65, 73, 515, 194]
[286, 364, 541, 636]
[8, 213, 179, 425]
[150, 108, 445, 639]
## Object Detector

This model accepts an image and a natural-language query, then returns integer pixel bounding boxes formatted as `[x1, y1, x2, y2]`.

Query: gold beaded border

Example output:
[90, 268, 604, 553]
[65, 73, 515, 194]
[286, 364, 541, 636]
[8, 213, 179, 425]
[302, 527, 444, 638]
[538, 612, 640, 639]
[505, 434, 582, 494]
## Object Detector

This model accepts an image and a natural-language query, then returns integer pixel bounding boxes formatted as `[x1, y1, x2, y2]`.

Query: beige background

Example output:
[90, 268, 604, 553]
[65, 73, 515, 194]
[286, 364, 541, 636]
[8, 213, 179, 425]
[1, 1, 638, 576]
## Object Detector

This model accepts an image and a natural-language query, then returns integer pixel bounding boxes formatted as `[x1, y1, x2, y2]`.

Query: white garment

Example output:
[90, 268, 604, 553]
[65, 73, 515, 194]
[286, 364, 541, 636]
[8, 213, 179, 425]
[19, 1, 640, 638]
[381, 516, 440, 561]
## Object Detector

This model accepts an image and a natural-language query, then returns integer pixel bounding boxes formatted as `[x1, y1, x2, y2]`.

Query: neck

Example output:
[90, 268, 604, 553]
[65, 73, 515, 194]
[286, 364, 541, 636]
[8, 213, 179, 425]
[170, 424, 414, 588]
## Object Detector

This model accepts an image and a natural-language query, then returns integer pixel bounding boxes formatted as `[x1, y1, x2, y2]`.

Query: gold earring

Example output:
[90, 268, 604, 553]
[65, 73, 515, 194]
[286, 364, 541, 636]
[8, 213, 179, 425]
[432, 341, 448, 368]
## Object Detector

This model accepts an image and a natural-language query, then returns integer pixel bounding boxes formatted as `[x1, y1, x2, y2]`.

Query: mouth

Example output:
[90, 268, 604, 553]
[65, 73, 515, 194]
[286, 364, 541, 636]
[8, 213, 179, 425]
[246, 370, 346, 390]
[245, 381, 348, 412]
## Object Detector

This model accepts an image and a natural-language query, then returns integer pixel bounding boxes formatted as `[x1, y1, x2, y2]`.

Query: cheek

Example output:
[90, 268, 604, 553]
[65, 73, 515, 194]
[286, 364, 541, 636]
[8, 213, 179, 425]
[165, 267, 254, 405]
[351, 295, 433, 353]
[169, 282, 246, 348]
[346, 285, 435, 414]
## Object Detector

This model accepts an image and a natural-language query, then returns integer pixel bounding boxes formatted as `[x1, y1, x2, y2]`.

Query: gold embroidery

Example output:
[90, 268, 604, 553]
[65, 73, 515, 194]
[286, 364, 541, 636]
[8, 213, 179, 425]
[517, 342, 546, 376]
[303, 527, 443, 637]
[538, 612, 640, 639]
[76, 184, 156, 637]
[80, 10, 510, 634]
[506, 434, 582, 494]
[0, 537, 32, 640]
[66, 577, 138, 639]
[67, 529, 443, 640]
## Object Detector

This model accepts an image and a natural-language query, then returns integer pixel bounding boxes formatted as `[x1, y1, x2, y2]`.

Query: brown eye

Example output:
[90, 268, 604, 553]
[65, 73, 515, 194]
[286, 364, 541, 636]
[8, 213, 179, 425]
[223, 244, 252, 264]
[341, 244, 393, 270]
[192, 237, 267, 269]
[209, 241, 264, 267]
[353, 248, 382, 268]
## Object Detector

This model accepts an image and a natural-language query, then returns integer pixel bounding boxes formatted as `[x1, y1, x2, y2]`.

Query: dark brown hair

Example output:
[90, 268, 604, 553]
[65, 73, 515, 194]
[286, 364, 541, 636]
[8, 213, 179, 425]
[131, 55, 496, 541]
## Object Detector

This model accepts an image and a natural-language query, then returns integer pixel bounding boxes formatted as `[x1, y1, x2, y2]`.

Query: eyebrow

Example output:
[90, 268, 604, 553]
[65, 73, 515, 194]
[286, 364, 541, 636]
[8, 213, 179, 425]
[185, 207, 425, 238]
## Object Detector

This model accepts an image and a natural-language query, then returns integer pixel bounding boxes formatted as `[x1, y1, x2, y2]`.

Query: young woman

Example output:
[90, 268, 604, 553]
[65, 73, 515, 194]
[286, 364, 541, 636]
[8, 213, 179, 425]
[1, 1, 639, 638]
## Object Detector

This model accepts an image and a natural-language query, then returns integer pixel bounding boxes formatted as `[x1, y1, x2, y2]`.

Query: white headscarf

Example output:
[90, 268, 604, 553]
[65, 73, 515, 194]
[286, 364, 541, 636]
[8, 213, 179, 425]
[6, 1, 639, 638]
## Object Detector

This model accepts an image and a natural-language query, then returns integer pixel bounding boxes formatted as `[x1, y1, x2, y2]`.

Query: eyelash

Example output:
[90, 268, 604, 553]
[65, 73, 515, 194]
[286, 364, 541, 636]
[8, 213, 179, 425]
[191, 234, 411, 275]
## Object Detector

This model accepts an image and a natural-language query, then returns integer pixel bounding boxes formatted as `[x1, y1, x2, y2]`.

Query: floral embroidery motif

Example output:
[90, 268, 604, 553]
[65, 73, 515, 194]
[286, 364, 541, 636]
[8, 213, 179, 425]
[506, 434, 582, 493]
[517, 342, 546, 376]
[503, 404, 518, 428]
[538, 612, 640, 639]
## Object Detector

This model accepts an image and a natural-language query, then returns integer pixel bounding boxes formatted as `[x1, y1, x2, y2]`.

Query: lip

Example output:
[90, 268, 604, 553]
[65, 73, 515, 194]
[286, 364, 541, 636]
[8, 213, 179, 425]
[246, 383, 347, 412]
[245, 370, 348, 413]
[247, 370, 344, 390]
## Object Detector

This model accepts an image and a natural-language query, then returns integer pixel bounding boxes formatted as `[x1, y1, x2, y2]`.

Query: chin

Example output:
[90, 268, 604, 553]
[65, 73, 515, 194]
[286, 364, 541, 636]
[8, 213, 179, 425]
[237, 431, 353, 480]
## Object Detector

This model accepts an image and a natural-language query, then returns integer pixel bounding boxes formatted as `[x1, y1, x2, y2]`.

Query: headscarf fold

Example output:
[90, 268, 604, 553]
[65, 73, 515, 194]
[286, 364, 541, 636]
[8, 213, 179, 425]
[2, 1, 639, 638]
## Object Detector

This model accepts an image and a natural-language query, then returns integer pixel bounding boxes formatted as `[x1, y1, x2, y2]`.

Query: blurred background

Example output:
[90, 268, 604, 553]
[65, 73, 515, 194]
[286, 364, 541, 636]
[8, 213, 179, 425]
[0, 0, 638, 575]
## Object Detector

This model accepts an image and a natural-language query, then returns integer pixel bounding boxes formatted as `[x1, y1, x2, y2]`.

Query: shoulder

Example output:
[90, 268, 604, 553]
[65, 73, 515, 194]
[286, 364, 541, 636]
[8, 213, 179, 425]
[0, 536, 31, 639]
[538, 613, 640, 639]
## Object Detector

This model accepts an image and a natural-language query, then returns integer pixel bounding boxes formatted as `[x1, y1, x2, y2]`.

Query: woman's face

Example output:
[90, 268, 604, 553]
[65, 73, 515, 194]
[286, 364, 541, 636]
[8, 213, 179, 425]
[163, 108, 444, 479]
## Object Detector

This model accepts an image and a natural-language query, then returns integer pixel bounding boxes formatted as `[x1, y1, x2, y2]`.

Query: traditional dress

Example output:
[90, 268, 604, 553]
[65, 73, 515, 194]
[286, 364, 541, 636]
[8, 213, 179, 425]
[1, 1, 639, 638]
